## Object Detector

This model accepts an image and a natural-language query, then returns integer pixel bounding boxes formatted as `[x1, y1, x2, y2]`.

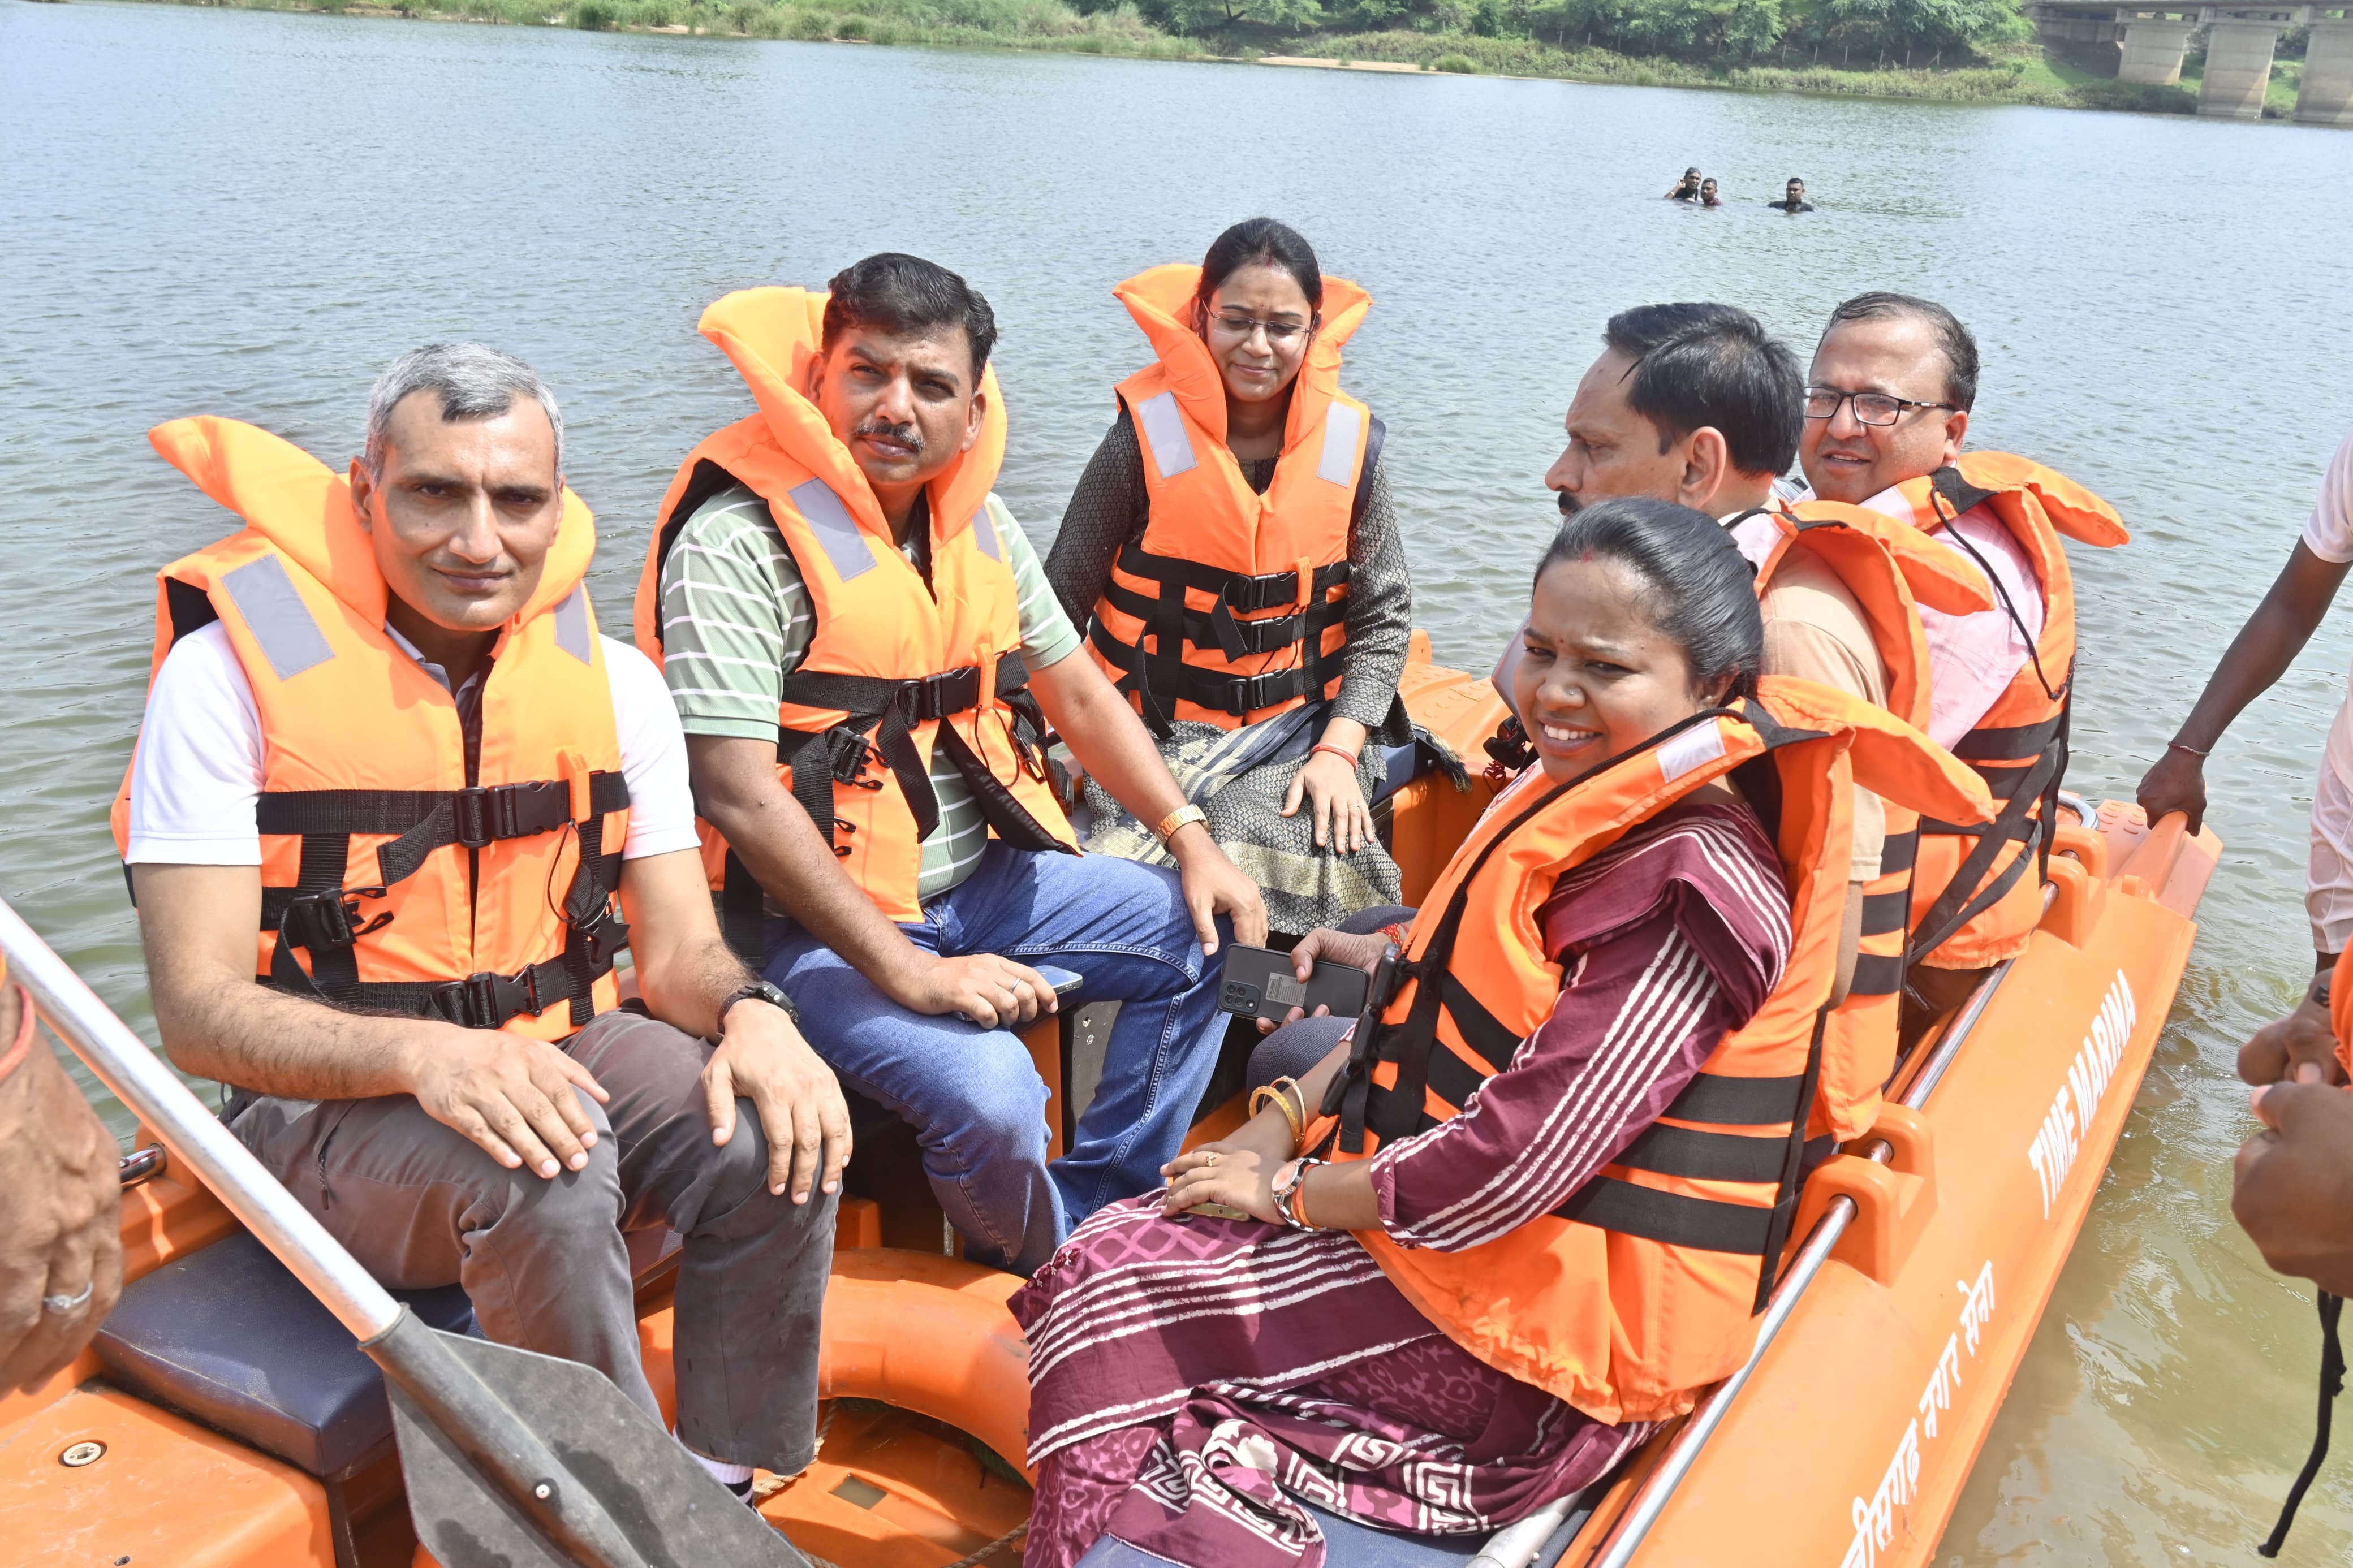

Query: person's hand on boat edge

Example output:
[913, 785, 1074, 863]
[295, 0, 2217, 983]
[2135, 745, 2209, 838]
[0, 982, 124, 1392]
[2235, 1079, 2353, 1297]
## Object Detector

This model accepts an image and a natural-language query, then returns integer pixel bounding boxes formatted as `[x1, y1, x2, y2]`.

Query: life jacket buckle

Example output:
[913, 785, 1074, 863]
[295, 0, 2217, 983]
[281, 887, 389, 952]
[574, 906, 631, 969]
[442, 966, 539, 1029]
[453, 785, 507, 848]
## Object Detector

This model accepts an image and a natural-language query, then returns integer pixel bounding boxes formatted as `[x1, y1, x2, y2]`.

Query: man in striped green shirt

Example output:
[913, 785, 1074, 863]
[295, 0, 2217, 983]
[660, 255, 1266, 1275]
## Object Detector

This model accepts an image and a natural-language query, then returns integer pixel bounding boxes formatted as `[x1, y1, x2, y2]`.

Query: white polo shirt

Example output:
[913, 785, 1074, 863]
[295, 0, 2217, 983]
[125, 620, 702, 866]
[2292, 428, 2353, 951]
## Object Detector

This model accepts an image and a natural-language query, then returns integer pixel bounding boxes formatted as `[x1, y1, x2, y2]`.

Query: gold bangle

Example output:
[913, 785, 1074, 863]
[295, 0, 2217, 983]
[1153, 803, 1208, 844]
[1250, 1077, 1305, 1152]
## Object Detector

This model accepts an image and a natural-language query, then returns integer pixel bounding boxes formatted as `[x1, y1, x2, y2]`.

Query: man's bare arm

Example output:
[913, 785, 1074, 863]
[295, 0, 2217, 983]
[686, 735, 1061, 1028]
[136, 862, 443, 1100]
[134, 863, 607, 1179]
[619, 847, 850, 1201]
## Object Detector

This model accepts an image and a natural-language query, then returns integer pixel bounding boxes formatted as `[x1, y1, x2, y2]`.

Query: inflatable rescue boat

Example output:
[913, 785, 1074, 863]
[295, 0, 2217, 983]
[0, 636, 2219, 1568]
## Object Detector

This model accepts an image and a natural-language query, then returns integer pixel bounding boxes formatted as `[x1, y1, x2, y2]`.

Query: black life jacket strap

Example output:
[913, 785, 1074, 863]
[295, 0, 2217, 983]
[2259, 1289, 2346, 1558]
[1096, 540, 1353, 740]
[258, 771, 631, 1030]
[1926, 468, 2064, 705]
[1338, 707, 1755, 1152]
[775, 656, 1035, 849]
[1550, 1012, 1824, 1303]
[1908, 738, 2063, 964]
[718, 849, 767, 962]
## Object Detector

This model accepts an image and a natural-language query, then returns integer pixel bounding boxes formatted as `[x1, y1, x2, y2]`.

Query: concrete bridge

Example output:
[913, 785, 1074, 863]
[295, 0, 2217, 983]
[2029, 0, 2352, 122]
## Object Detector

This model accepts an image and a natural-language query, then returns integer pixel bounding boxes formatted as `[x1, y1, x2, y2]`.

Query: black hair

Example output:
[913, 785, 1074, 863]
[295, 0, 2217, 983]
[1787, 175, 1805, 184]
[1196, 219, 1323, 314]
[1821, 291, 1980, 412]
[822, 253, 998, 379]
[1535, 496, 1764, 702]
[1602, 302, 1803, 477]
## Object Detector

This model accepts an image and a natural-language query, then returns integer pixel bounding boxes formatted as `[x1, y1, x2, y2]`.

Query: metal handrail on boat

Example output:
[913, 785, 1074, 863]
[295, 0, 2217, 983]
[1580, 881, 2055, 1568]
[0, 897, 405, 1342]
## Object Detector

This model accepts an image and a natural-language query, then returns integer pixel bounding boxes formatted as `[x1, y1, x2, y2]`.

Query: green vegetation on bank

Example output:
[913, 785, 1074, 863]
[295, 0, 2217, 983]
[148, 0, 2297, 114]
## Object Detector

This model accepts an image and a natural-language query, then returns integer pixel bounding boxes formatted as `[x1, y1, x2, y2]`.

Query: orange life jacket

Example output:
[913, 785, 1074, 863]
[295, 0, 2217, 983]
[1086, 264, 1376, 734]
[1326, 677, 1992, 1425]
[632, 288, 1074, 936]
[108, 418, 631, 1039]
[1881, 453, 2127, 970]
[1756, 501, 1993, 1143]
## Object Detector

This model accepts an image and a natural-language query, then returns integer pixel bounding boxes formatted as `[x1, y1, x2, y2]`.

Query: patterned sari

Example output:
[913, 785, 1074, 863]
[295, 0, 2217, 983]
[1013, 798, 1792, 1568]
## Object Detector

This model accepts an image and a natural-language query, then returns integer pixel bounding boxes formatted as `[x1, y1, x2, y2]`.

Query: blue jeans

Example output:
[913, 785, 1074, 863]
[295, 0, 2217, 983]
[764, 843, 1227, 1275]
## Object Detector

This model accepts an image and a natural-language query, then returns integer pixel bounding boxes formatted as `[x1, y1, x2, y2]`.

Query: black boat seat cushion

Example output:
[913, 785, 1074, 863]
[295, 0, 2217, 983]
[93, 1231, 480, 1478]
[94, 1225, 689, 1479]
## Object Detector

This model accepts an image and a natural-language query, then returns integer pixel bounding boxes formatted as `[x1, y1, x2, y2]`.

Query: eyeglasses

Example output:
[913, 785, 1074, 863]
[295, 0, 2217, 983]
[1209, 311, 1316, 347]
[1803, 387, 1954, 426]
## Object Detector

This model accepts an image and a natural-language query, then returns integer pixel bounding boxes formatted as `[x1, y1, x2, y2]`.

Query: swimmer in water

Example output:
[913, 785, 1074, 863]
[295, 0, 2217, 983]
[1665, 167, 1703, 201]
[1700, 178, 1722, 208]
[1768, 176, 1815, 213]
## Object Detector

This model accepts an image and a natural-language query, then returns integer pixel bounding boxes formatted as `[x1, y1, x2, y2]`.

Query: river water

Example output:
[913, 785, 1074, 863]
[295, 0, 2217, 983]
[4, 1, 2351, 1557]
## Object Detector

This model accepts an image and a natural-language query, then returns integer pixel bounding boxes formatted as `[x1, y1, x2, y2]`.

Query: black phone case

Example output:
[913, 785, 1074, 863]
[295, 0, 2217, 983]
[1216, 945, 1373, 1022]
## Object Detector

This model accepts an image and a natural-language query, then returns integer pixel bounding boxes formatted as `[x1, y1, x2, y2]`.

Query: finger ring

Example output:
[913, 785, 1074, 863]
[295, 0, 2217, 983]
[42, 1281, 94, 1315]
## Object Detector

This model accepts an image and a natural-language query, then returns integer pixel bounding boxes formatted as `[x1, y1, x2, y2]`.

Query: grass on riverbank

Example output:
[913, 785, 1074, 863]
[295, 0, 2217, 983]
[143, 0, 2284, 114]
[1299, 29, 2214, 111]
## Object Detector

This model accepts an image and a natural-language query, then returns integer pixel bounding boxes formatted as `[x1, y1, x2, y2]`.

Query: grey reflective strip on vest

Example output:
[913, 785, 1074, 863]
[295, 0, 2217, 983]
[552, 586, 593, 664]
[788, 478, 876, 581]
[971, 503, 1002, 562]
[1317, 401, 1363, 486]
[1134, 391, 1198, 480]
[219, 554, 335, 681]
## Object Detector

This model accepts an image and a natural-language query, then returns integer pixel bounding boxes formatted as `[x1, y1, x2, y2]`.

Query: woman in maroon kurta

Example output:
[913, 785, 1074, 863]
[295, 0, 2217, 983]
[1013, 499, 1802, 1568]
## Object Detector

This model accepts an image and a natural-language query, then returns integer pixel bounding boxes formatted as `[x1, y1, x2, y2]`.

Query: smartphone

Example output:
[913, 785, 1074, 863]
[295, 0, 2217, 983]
[1217, 944, 1372, 1024]
[1029, 965, 1084, 999]
[955, 964, 1083, 1025]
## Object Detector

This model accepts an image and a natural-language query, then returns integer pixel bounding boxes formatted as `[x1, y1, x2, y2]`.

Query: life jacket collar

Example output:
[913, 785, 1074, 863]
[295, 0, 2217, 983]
[146, 416, 596, 636]
[1113, 264, 1371, 450]
[695, 286, 1007, 552]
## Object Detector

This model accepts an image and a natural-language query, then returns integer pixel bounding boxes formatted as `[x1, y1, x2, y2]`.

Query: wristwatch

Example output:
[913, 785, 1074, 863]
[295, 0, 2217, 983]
[1154, 803, 1209, 845]
[718, 979, 799, 1034]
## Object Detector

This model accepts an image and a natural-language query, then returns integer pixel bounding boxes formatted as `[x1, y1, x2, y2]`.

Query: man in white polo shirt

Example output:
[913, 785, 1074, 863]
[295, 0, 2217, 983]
[118, 344, 842, 1498]
[2143, 425, 2353, 1085]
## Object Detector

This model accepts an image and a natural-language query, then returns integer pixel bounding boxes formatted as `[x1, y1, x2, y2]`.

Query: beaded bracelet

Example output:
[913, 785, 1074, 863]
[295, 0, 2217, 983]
[1249, 1076, 1306, 1154]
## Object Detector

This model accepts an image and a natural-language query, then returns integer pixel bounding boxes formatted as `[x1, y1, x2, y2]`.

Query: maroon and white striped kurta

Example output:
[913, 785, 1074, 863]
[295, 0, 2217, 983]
[1013, 800, 1791, 1568]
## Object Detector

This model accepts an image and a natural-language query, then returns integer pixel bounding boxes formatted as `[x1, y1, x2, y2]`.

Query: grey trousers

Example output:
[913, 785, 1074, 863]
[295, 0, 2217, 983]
[231, 1008, 837, 1472]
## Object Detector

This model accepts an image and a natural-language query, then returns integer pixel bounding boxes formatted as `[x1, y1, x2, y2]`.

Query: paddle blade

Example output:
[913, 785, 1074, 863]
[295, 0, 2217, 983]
[385, 1323, 804, 1568]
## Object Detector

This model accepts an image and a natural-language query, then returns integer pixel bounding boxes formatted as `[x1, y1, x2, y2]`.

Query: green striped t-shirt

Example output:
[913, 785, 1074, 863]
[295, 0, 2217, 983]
[657, 483, 1083, 902]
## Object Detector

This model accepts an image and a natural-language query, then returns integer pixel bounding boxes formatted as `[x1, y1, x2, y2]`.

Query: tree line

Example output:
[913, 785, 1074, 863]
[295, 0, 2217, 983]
[1086, 0, 2029, 68]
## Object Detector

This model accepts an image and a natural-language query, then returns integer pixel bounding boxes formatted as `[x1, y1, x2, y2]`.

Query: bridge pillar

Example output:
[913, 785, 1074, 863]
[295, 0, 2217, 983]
[2298, 16, 2353, 125]
[2117, 16, 2195, 81]
[2198, 16, 2284, 116]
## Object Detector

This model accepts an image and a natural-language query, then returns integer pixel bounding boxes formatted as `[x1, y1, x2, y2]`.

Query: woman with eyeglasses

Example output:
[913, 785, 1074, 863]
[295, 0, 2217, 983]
[1045, 219, 1415, 938]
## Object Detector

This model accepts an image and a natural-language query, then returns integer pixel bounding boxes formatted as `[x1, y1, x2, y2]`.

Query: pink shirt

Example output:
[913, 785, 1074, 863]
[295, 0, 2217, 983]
[1855, 487, 2045, 748]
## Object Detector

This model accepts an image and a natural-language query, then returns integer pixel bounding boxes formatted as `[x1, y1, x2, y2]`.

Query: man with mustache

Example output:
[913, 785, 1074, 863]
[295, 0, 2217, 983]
[640, 255, 1266, 1277]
